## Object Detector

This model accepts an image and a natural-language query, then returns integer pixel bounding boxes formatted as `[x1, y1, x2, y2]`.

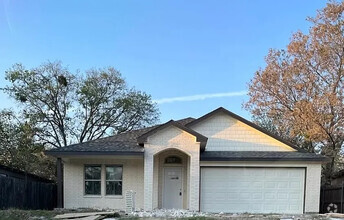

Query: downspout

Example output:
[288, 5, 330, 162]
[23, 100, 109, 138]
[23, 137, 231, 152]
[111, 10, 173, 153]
[57, 157, 63, 208]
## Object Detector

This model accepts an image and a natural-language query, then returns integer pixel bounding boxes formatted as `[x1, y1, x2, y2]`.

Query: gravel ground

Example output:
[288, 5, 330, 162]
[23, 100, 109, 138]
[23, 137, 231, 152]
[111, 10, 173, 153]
[126, 209, 344, 220]
[1, 209, 342, 220]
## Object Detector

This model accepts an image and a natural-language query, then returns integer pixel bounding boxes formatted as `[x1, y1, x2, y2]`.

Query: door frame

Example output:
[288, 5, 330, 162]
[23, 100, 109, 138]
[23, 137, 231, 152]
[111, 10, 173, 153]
[162, 166, 184, 209]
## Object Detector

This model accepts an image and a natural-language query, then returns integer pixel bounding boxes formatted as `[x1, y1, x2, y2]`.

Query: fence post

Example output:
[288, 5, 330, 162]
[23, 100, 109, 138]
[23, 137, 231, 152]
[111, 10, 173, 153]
[57, 158, 63, 208]
[24, 173, 28, 209]
[341, 181, 344, 213]
[321, 187, 325, 213]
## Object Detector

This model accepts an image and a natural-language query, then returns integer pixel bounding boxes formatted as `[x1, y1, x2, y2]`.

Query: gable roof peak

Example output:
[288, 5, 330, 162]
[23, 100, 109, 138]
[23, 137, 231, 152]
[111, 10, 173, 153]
[186, 107, 304, 153]
[137, 119, 208, 151]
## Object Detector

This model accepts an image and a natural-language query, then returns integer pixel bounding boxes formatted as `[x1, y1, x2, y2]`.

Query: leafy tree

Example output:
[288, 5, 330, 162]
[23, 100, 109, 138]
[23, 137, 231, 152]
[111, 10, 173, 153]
[0, 110, 56, 180]
[75, 68, 158, 142]
[245, 1, 344, 184]
[3, 61, 159, 148]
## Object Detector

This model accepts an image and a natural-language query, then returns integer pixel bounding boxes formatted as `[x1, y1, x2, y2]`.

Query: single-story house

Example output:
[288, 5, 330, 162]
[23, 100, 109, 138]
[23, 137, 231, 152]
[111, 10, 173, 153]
[46, 107, 328, 214]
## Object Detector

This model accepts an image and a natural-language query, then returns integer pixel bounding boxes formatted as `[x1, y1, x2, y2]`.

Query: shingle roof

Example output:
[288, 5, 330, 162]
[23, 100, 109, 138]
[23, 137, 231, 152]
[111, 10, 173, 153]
[200, 151, 329, 162]
[44, 108, 327, 163]
[45, 117, 195, 156]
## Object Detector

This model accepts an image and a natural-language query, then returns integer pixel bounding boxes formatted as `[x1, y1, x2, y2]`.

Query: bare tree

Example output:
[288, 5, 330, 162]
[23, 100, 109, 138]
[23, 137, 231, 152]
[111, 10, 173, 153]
[3, 61, 159, 148]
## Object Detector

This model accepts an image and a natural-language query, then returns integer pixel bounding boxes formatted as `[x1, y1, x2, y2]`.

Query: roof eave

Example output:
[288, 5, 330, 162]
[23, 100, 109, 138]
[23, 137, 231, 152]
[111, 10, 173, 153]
[200, 157, 330, 162]
[44, 151, 144, 157]
[200, 142, 207, 152]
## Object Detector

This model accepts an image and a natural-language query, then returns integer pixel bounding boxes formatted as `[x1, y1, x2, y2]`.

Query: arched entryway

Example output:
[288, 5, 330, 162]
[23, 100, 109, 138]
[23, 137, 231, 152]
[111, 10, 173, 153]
[153, 148, 190, 209]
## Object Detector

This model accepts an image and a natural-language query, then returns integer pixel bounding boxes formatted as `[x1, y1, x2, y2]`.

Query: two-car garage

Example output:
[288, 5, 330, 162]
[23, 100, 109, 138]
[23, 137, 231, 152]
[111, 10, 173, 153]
[200, 167, 305, 214]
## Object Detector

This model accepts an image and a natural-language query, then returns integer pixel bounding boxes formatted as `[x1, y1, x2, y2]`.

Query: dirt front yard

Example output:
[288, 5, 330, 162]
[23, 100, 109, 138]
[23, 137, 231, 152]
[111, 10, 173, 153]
[0, 209, 343, 220]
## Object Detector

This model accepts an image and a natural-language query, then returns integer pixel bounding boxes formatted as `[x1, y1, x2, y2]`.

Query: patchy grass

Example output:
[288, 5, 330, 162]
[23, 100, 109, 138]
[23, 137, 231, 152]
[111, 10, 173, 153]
[0, 209, 58, 220]
[0, 209, 116, 220]
[0, 210, 218, 220]
[120, 217, 213, 220]
[179, 217, 216, 220]
[119, 217, 141, 220]
[0, 210, 332, 220]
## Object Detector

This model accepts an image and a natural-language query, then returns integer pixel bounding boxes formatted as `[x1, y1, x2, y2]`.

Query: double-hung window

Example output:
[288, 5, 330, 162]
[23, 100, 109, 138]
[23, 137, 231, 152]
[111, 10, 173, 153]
[105, 165, 123, 195]
[84, 165, 101, 195]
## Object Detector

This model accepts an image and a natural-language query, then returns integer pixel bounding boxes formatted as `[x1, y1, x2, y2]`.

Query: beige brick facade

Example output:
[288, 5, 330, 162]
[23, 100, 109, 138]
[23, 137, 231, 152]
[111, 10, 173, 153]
[144, 125, 200, 211]
[190, 112, 295, 152]
[63, 157, 144, 210]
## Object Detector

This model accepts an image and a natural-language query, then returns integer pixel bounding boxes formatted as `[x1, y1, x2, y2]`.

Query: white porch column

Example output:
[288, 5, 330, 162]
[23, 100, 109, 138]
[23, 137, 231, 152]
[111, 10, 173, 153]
[189, 151, 200, 211]
[144, 152, 154, 211]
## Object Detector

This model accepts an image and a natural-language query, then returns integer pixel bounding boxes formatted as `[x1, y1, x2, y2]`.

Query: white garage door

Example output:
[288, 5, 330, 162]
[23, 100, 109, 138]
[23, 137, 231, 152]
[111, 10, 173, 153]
[201, 167, 305, 214]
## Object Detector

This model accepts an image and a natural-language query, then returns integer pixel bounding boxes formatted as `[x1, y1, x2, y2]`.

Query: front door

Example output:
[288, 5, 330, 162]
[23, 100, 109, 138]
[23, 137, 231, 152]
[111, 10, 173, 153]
[163, 167, 183, 209]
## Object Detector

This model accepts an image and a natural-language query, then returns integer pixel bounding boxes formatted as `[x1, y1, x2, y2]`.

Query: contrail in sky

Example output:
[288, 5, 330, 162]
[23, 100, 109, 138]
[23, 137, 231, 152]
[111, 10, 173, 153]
[3, 0, 13, 34]
[153, 90, 247, 104]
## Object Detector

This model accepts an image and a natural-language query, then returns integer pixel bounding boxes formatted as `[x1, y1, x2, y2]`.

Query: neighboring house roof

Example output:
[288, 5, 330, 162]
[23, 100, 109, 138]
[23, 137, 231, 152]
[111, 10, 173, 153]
[137, 120, 208, 151]
[332, 170, 344, 179]
[200, 151, 329, 162]
[0, 164, 54, 183]
[45, 117, 195, 156]
[186, 107, 305, 152]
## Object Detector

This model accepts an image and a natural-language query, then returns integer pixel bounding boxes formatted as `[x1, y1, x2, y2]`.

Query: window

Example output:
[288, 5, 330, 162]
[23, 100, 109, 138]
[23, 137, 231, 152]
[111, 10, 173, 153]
[84, 165, 101, 195]
[106, 165, 123, 195]
[165, 156, 182, 164]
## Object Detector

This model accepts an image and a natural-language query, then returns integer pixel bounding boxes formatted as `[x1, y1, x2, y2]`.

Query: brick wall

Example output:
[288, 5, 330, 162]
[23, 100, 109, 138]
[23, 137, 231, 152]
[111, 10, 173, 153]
[191, 112, 295, 152]
[144, 125, 200, 211]
[63, 157, 144, 210]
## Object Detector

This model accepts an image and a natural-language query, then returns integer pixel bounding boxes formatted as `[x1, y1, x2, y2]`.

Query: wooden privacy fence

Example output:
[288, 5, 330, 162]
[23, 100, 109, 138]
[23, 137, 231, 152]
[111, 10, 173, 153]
[320, 184, 344, 213]
[0, 175, 57, 210]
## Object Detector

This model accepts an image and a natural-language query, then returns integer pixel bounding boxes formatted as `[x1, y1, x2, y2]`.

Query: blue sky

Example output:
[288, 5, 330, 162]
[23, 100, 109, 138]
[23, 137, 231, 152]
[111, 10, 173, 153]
[0, 0, 327, 122]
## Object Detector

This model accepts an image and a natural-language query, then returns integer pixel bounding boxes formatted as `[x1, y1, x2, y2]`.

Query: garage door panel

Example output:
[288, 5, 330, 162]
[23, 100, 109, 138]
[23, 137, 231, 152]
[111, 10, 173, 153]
[201, 167, 305, 214]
